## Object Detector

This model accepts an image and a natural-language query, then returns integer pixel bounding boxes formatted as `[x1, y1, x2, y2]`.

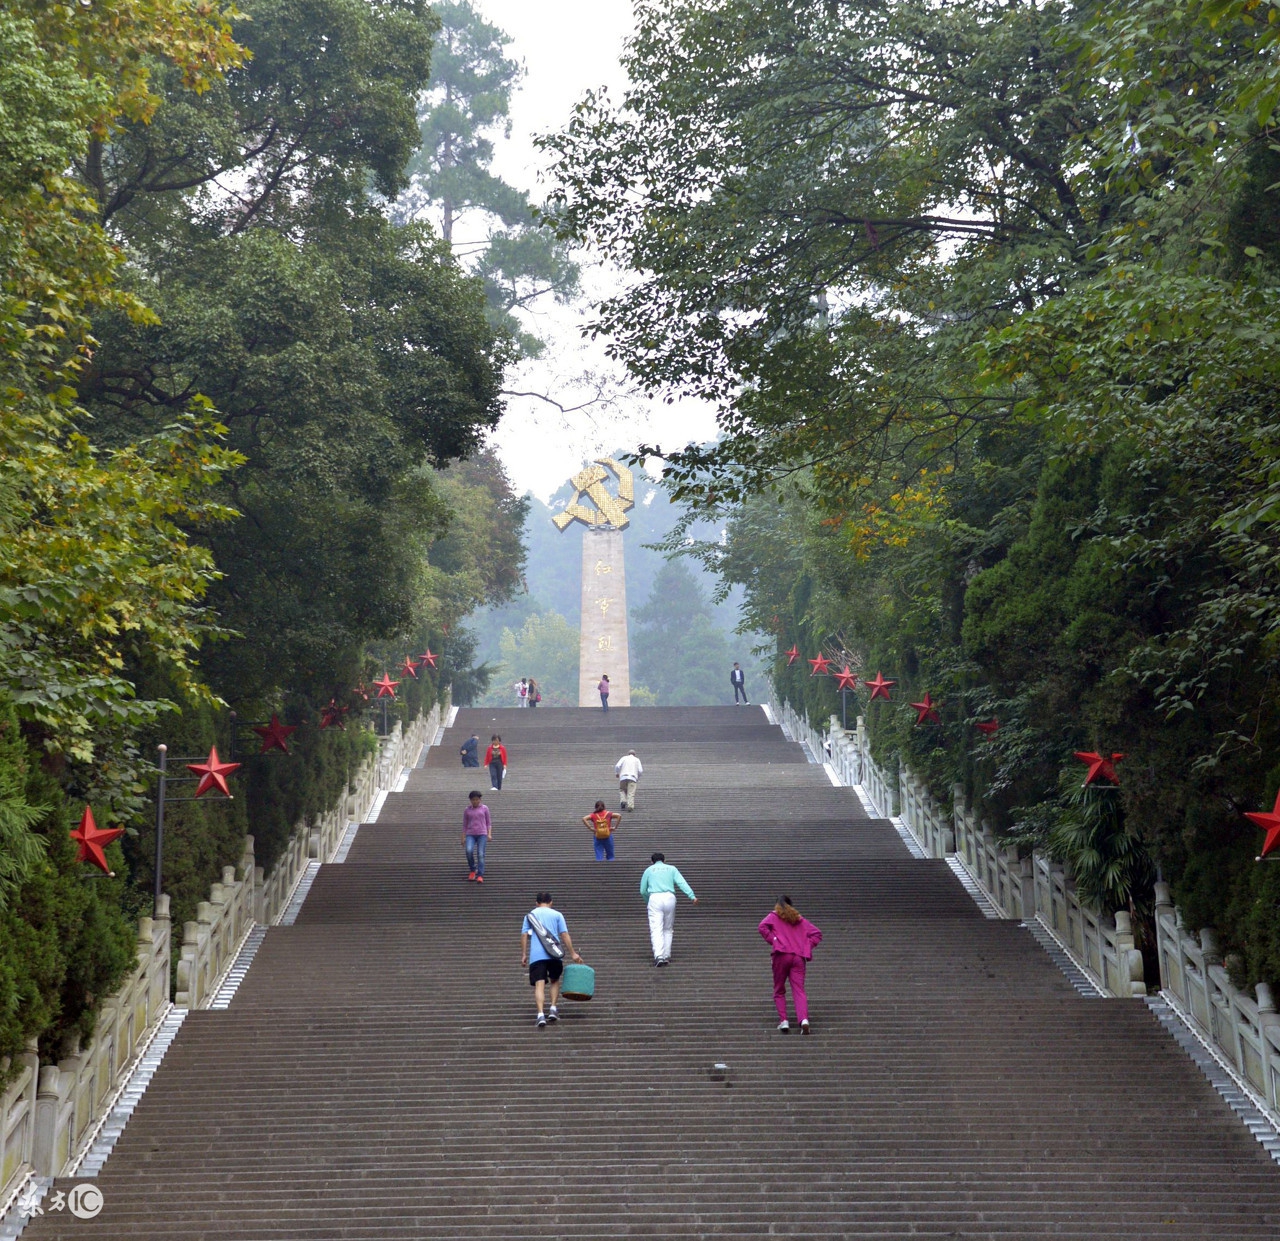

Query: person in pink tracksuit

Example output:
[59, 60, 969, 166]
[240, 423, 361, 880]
[758, 896, 823, 1034]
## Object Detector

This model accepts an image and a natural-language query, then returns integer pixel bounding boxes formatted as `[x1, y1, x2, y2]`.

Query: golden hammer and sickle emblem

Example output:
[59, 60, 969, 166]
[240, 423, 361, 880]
[551, 457, 635, 531]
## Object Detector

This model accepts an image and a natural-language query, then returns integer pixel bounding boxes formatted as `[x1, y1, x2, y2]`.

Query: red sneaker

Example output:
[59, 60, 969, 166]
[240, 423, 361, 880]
[467, 872, 476, 881]
[475, 875, 484, 884]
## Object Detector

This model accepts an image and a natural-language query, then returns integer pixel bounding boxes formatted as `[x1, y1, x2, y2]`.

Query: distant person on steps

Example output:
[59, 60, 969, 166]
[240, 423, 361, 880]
[485, 734, 507, 790]
[528, 678, 541, 708]
[640, 852, 697, 966]
[730, 662, 749, 704]
[521, 892, 583, 1029]
[515, 677, 529, 707]
[461, 790, 492, 883]
[599, 674, 610, 712]
[615, 749, 643, 811]
[583, 801, 620, 860]
[758, 895, 823, 1034]
[459, 733, 481, 767]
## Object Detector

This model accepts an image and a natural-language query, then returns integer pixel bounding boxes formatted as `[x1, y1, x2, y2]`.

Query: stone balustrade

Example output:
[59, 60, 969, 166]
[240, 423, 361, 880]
[1155, 885, 1280, 1124]
[0, 901, 169, 1208]
[769, 688, 1146, 1000]
[1, 698, 442, 1211]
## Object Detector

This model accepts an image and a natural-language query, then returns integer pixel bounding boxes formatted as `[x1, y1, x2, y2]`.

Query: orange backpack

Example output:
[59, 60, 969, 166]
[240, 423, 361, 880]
[591, 813, 613, 839]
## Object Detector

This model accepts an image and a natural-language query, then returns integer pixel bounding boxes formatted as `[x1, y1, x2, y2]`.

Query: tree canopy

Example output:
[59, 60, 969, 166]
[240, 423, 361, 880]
[548, 0, 1280, 986]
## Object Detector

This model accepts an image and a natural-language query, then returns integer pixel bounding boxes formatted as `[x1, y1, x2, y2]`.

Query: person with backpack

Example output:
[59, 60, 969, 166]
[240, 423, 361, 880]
[521, 892, 583, 1029]
[639, 852, 697, 966]
[528, 678, 541, 708]
[583, 800, 621, 860]
[461, 790, 492, 883]
[484, 735, 507, 790]
[758, 895, 824, 1034]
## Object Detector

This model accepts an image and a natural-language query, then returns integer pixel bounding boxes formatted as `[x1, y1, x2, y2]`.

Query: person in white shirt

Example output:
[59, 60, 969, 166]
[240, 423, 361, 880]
[514, 677, 528, 707]
[614, 750, 643, 811]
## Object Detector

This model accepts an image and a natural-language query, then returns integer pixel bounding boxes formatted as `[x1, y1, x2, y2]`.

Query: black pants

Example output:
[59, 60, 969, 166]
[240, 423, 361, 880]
[733, 683, 748, 702]
[489, 760, 503, 789]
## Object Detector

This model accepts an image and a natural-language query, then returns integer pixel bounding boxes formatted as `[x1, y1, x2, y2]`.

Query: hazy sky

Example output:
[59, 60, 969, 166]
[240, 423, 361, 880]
[464, 1, 721, 501]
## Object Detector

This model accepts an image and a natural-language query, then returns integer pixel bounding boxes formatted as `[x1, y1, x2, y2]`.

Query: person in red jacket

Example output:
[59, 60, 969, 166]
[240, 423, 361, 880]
[758, 895, 823, 1034]
[484, 735, 507, 791]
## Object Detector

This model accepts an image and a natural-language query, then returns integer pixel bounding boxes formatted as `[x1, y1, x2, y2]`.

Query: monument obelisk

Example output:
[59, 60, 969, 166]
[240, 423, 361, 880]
[552, 458, 634, 707]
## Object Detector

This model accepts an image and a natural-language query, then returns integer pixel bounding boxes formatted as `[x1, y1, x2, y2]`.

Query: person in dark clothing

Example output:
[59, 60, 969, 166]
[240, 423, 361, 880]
[731, 662, 748, 704]
[459, 733, 481, 767]
[485, 735, 507, 790]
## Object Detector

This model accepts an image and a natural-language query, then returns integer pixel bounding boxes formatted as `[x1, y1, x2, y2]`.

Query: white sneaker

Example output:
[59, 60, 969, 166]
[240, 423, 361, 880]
[800, 1020, 810, 1035]
[490, 786, 499, 791]
[777, 1020, 789, 1033]
[547, 1006, 558, 1022]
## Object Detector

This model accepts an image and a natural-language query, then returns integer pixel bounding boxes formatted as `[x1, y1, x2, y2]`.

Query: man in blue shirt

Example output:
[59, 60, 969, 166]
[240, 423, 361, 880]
[520, 893, 583, 1028]
[639, 853, 698, 966]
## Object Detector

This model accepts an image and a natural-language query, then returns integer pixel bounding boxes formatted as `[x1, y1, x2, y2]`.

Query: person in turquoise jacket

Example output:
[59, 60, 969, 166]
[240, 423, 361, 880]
[640, 852, 697, 966]
[758, 895, 823, 1034]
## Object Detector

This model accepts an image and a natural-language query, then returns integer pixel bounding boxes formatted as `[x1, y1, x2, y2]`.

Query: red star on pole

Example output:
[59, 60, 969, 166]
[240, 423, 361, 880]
[373, 673, 400, 698]
[187, 745, 240, 798]
[70, 806, 124, 875]
[252, 713, 297, 755]
[1074, 751, 1125, 787]
[1245, 791, 1280, 859]
[911, 692, 940, 725]
[808, 654, 831, 676]
[786, 646, 800, 666]
[864, 672, 896, 700]
[419, 648, 438, 669]
[400, 656, 420, 679]
[833, 665, 859, 692]
[320, 700, 348, 730]
[1075, 752, 1126, 788]
[974, 719, 999, 737]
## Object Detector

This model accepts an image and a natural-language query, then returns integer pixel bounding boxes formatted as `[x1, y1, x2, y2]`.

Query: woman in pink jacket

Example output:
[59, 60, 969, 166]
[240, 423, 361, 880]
[758, 896, 823, 1034]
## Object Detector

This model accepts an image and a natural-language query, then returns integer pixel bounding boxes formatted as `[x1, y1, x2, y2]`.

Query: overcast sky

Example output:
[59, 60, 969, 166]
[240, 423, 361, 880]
[464, 1, 721, 501]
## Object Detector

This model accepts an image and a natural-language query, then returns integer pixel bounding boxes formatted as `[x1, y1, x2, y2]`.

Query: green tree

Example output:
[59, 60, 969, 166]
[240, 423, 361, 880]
[491, 613, 580, 707]
[632, 562, 734, 706]
[403, 0, 578, 354]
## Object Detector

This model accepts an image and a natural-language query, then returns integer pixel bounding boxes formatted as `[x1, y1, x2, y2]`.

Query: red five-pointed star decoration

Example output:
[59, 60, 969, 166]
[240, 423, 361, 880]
[400, 656, 420, 679]
[808, 654, 831, 676]
[833, 665, 859, 692]
[419, 648, 438, 670]
[187, 745, 240, 798]
[911, 692, 941, 725]
[373, 673, 400, 699]
[974, 719, 999, 737]
[1245, 791, 1280, 859]
[70, 806, 124, 875]
[320, 700, 348, 730]
[1074, 751, 1125, 787]
[786, 646, 800, 666]
[252, 714, 297, 755]
[864, 672, 896, 700]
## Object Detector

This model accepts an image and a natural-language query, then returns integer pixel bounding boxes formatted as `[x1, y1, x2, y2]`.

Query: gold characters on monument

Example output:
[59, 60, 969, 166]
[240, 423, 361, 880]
[553, 458, 634, 706]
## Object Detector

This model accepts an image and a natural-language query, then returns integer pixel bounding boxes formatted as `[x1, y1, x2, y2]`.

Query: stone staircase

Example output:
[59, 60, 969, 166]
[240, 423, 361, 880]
[22, 706, 1280, 1238]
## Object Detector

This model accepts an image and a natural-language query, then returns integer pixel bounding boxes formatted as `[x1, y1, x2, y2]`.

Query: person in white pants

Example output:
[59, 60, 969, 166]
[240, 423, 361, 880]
[639, 852, 697, 966]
